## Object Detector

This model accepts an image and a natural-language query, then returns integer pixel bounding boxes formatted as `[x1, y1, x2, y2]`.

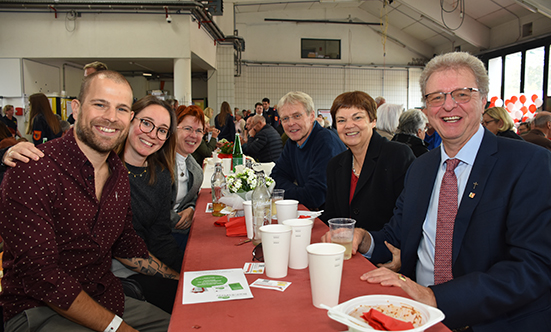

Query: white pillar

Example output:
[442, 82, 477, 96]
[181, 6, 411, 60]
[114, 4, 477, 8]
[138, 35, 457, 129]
[174, 58, 192, 106]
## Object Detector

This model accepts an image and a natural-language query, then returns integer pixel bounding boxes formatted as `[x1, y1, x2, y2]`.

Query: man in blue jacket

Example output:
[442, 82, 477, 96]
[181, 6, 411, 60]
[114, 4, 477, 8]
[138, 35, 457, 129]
[330, 52, 551, 331]
[271, 91, 346, 210]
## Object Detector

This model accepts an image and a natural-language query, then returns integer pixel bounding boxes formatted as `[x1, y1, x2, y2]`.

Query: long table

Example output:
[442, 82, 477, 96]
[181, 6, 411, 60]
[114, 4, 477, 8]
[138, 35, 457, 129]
[169, 189, 450, 331]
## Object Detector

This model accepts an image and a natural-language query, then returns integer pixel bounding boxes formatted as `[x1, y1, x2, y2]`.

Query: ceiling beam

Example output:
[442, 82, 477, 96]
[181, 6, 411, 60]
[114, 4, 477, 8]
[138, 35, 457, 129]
[397, 0, 490, 49]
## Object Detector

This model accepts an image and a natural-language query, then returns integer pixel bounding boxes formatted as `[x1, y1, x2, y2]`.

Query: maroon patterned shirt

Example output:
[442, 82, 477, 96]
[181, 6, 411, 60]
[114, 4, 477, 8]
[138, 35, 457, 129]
[0, 129, 148, 322]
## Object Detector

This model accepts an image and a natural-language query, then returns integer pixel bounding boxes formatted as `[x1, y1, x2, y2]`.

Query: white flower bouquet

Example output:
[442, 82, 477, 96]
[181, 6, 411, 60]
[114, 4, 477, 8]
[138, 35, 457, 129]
[226, 166, 274, 194]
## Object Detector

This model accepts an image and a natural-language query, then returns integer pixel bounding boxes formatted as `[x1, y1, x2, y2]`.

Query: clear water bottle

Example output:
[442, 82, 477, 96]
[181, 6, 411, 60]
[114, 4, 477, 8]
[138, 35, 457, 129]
[211, 162, 226, 217]
[251, 171, 272, 245]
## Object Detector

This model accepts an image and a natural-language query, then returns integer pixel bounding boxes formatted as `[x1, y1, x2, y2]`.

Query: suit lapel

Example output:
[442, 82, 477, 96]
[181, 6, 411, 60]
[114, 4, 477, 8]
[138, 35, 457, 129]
[335, 150, 353, 212]
[452, 131, 497, 264]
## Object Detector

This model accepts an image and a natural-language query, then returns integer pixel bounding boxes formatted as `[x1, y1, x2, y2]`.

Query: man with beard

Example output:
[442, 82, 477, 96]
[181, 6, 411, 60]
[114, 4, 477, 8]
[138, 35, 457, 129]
[0, 71, 171, 332]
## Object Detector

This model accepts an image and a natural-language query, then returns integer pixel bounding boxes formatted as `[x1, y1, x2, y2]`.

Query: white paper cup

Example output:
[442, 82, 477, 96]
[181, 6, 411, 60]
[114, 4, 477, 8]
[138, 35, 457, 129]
[275, 199, 298, 224]
[282, 218, 314, 269]
[307, 243, 345, 308]
[243, 200, 254, 239]
[220, 157, 232, 174]
[260, 224, 292, 278]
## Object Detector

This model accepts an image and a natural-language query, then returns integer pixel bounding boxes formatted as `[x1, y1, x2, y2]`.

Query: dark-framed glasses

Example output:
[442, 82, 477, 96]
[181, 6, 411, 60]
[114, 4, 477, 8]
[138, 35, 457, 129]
[135, 117, 170, 141]
[252, 243, 264, 262]
[424, 87, 480, 107]
[482, 119, 498, 126]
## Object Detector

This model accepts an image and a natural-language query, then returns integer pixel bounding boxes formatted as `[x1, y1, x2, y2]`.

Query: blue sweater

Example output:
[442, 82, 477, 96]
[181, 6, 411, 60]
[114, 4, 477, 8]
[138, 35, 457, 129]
[270, 121, 346, 210]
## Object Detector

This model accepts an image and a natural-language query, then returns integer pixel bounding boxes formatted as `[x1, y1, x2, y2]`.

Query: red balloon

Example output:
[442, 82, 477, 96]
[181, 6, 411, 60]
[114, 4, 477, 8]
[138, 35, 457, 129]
[520, 95, 527, 104]
[522, 116, 529, 122]
[529, 104, 537, 113]
[514, 118, 519, 123]
[511, 96, 518, 103]
[489, 102, 495, 108]
[532, 94, 538, 102]
[521, 106, 528, 114]
[491, 96, 498, 103]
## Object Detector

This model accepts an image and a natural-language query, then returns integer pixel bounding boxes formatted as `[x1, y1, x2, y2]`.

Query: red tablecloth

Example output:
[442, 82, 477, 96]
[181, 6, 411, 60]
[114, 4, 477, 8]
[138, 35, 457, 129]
[169, 189, 450, 332]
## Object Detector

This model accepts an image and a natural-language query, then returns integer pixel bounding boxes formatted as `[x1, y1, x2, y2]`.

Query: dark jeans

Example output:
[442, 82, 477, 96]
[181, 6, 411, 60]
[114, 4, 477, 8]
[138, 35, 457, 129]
[127, 274, 179, 314]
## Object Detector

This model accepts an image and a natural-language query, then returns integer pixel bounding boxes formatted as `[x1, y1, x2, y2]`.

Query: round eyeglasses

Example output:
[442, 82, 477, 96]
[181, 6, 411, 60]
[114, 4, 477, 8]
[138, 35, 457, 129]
[424, 87, 480, 107]
[135, 117, 170, 141]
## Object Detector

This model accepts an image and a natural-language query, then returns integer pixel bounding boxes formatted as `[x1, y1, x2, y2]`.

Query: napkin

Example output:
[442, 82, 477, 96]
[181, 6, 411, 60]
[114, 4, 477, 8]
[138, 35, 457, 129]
[362, 309, 414, 331]
[214, 216, 227, 227]
[225, 216, 247, 237]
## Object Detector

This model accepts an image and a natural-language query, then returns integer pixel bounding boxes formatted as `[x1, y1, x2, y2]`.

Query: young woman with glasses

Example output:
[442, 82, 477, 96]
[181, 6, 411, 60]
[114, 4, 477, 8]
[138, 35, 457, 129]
[113, 95, 181, 314]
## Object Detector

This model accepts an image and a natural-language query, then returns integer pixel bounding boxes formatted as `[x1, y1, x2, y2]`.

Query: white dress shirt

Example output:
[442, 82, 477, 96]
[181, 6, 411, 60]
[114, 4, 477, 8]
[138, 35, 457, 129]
[365, 125, 485, 287]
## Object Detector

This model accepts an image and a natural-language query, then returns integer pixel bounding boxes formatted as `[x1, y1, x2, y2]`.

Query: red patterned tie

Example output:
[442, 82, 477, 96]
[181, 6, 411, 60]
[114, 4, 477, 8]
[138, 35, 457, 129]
[434, 158, 460, 285]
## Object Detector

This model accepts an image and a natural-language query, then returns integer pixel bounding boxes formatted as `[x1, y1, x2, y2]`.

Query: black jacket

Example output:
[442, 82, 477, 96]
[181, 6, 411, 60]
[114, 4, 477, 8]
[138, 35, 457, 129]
[392, 133, 429, 157]
[243, 124, 283, 162]
[321, 132, 415, 231]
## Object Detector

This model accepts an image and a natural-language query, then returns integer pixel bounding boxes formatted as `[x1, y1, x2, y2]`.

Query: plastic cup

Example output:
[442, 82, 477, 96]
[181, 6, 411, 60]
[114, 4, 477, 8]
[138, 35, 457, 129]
[271, 189, 285, 221]
[243, 200, 253, 239]
[260, 224, 292, 278]
[282, 218, 314, 269]
[307, 243, 345, 308]
[328, 218, 356, 260]
[275, 199, 298, 224]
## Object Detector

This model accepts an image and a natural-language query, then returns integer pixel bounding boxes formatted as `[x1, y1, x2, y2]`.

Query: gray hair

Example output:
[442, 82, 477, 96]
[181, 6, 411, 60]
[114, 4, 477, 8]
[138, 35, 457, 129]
[532, 112, 551, 129]
[60, 120, 71, 132]
[277, 91, 315, 115]
[419, 52, 489, 101]
[376, 103, 403, 133]
[396, 109, 428, 135]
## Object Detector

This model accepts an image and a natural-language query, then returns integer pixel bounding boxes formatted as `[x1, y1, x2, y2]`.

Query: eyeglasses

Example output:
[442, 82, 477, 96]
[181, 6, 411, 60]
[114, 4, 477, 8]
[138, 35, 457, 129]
[482, 119, 497, 126]
[280, 113, 304, 124]
[135, 117, 170, 141]
[424, 87, 480, 107]
[252, 243, 264, 262]
[179, 126, 204, 136]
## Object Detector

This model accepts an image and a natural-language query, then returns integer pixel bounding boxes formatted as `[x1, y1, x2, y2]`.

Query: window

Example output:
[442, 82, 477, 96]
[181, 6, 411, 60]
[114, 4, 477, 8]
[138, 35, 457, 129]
[504, 52, 521, 100]
[488, 57, 502, 100]
[524, 46, 544, 100]
[301, 39, 341, 59]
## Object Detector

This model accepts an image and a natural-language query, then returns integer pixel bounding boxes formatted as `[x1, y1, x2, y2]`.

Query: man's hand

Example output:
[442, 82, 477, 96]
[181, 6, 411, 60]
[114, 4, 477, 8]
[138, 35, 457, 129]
[48, 290, 138, 332]
[376, 241, 401, 272]
[360, 267, 437, 307]
[3, 142, 44, 167]
[175, 207, 194, 230]
[321, 227, 371, 256]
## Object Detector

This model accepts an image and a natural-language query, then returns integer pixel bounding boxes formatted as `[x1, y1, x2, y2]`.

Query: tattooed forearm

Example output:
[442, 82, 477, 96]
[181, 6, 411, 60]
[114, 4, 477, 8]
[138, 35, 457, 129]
[115, 253, 180, 280]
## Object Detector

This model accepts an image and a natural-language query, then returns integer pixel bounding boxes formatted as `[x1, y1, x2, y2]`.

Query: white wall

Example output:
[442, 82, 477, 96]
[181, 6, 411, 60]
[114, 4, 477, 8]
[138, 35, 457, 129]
[235, 64, 424, 113]
[235, 7, 433, 66]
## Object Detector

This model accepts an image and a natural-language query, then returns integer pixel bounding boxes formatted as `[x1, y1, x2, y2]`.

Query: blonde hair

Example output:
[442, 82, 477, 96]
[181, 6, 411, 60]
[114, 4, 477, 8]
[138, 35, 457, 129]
[484, 107, 514, 132]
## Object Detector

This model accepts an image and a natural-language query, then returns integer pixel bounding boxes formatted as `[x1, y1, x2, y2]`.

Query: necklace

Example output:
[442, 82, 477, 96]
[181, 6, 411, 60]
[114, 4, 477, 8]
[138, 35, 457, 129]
[352, 155, 360, 177]
[128, 167, 147, 178]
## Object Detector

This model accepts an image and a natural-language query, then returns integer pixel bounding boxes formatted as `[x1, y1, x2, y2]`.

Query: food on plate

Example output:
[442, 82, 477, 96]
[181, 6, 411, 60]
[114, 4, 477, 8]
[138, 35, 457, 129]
[349, 303, 423, 328]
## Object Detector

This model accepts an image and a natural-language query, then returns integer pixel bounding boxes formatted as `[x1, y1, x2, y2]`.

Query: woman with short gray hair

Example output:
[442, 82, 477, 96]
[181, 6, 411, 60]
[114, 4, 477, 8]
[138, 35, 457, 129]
[391, 109, 429, 157]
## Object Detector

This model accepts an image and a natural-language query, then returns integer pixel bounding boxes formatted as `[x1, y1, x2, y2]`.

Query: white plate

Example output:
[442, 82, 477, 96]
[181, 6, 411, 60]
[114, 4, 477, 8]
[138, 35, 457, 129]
[326, 294, 445, 332]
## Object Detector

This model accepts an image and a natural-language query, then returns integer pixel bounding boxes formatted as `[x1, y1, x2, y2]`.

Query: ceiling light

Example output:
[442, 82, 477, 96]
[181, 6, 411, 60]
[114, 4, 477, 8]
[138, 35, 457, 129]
[143, 73, 152, 77]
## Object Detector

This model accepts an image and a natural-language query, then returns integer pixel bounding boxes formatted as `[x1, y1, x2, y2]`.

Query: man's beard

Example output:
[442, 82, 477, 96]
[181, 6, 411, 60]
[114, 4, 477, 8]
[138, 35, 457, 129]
[75, 119, 127, 153]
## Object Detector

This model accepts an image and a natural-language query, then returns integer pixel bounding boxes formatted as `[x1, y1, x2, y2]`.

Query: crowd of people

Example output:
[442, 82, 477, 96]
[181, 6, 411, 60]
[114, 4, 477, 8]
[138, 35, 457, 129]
[1, 52, 551, 332]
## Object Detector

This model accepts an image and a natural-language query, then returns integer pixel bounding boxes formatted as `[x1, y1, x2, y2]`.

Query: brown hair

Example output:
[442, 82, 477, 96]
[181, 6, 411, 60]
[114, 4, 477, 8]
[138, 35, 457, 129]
[0, 121, 12, 140]
[26, 93, 61, 135]
[116, 95, 177, 185]
[330, 91, 377, 124]
[217, 101, 232, 127]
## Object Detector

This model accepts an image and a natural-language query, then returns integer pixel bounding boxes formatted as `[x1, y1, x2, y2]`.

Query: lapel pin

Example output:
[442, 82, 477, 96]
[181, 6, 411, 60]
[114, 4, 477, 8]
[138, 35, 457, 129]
[473, 182, 478, 189]
[469, 192, 475, 199]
